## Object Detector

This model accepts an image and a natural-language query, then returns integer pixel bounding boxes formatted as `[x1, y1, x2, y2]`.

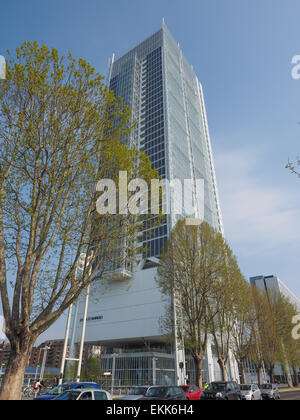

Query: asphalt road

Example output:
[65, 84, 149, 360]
[280, 389, 300, 400]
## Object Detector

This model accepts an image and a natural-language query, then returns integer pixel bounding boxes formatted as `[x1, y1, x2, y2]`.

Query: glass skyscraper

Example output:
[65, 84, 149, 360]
[108, 21, 223, 258]
[71, 23, 235, 388]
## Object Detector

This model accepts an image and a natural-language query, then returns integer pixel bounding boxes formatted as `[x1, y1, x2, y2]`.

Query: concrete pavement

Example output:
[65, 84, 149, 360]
[279, 388, 300, 400]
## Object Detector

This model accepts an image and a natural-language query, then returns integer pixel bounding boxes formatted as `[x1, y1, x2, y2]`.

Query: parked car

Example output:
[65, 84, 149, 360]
[201, 381, 241, 400]
[34, 382, 100, 400]
[140, 386, 188, 400]
[119, 386, 151, 400]
[259, 383, 280, 400]
[180, 385, 202, 400]
[240, 384, 262, 400]
[53, 388, 112, 400]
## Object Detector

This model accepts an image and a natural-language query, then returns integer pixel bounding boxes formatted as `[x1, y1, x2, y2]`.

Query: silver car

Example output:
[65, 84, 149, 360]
[53, 388, 112, 400]
[259, 383, 280, 400]
[119, 386, 150, 400]
[240, 384, 262, 400]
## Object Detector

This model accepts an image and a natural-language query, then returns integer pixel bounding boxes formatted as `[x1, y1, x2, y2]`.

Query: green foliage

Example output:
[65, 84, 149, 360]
[247, 287, 300, 384]
[81, 357, 101, 382]
[0, 41, 158, 399]
[156, 219, 246, 385]
[286, 159, 300, 178]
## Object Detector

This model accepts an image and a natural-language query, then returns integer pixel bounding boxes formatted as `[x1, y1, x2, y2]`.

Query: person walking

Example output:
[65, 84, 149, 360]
[52, 376, 59, 388]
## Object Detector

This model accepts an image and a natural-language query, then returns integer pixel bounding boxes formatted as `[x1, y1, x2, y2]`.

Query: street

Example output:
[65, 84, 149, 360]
[280, 389, 300, 401]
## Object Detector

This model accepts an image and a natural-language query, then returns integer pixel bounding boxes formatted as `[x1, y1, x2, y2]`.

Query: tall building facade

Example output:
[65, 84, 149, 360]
[108, 20, 223, 258]
[72, 23, 237, 386]
[250, 275, 300, 312]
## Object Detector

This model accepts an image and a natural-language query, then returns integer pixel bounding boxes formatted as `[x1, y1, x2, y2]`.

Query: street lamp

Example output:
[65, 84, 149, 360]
[34, 365, 40, 382]
[153, 358, 158, 385]
[40, 346, 51, 381]
[59, 253, 93, 384]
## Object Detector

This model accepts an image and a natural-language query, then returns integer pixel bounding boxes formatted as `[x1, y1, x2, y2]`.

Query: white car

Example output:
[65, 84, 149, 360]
[53, 388, 112, 400]
[240, 384, 262, 400]
[259, 383, 280, 400]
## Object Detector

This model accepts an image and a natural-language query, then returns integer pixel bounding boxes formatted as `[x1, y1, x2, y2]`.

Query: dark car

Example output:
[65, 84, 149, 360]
[140, 386, 188, 400]
[34, 382, 100, 400]
[201, 381, 241, 400]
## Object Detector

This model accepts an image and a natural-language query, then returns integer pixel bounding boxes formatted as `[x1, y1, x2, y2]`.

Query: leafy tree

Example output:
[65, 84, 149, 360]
[156, 220, 234, 388]
[81, 356, 101, 382]
[267, 291, 298, 386]
[208, 247, 246, 381]
[248, 287, 297, 386]
[0, 41, 157, 400]
[230, 282, 255, 384]
[286, 159, 300, 178]
[247, 286, 268, 385]
[284, 333, 300, 386]
[64, 360, 79, 383]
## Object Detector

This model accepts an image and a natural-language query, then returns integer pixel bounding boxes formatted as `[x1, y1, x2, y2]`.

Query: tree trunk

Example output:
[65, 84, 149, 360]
[283, 363, 293, 388]
[269, 366, 275, 384]
[292, 363, 299, 387]
[256, 366, 262, 385]
[194, 356, 203, 389]
[217, 358, 227, 381]
[0, 336, 34, 400]
[239, 362, 246, 384]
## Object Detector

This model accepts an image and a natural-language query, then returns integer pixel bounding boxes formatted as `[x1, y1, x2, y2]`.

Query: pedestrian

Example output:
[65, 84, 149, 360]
[53, 375, 59, 388]
[33, 380, 45, 395]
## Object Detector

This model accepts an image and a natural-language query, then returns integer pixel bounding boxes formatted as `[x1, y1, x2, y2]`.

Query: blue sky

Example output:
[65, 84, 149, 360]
[1, 0, 300, 343]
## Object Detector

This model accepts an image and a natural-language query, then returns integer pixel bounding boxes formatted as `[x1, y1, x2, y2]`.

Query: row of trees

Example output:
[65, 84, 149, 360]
[0, 40, 299, 400]
[156, 220, 300, 388]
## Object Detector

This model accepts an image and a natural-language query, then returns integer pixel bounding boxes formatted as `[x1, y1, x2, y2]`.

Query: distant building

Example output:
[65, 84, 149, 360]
[248, 275, 300, 385]
[1, 340, 66, 369]
[1, 338, 101, 372]
[29, 340, 101, 370]
[29, 340, 66, 369]
[250, 275, 300, 312]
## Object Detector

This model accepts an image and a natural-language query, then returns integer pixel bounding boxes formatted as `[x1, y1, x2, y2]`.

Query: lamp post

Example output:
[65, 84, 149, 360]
[111, 354, 116, 396]
[76, 282, 90, 382]
[40, 346, 51, 381]
[152, 358, 158, 385]
[59, 253, 93, 384]
[34, 364, 40, 382]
